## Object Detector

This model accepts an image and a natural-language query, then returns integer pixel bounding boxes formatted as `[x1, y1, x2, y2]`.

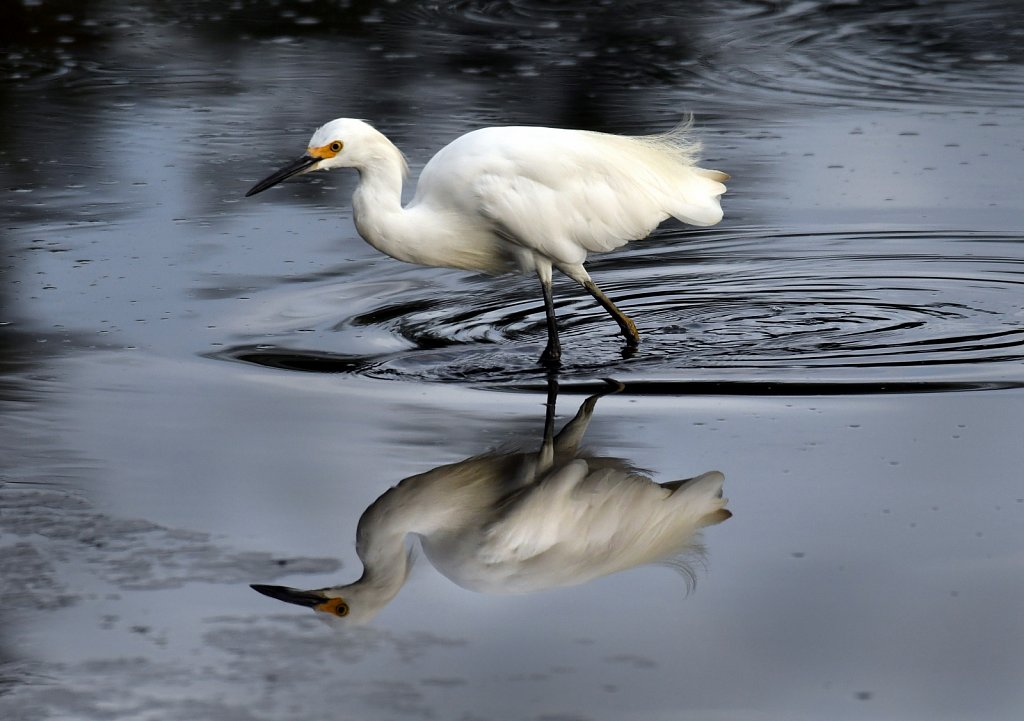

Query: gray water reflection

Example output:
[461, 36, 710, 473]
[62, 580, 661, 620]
[2, 0, 1024, 719]
[252, 383, 729, 624]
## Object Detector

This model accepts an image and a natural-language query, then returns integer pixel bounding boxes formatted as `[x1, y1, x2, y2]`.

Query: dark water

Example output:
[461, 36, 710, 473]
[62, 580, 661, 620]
[2, 1, 1023, 719]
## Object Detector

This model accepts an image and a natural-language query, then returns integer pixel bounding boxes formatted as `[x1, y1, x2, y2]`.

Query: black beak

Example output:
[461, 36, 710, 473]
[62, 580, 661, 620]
[250, 584, 326, 608]
[245, 154, 319, 197]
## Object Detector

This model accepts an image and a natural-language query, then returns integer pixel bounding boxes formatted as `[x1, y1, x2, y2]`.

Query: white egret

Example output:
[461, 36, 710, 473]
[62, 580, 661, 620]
[251, 385, 731, 624]
[246, 118, 729, 364]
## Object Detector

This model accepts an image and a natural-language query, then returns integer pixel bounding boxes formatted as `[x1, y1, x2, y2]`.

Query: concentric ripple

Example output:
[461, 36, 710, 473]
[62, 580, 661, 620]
[211, 229, 1024, 391]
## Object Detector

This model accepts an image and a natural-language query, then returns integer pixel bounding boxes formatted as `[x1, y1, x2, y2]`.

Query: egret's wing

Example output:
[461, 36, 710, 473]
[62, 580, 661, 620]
[475, 130, 726, 265]
[417, 126, 726, 268]
[473, 173, 661, 266]
[481, 462, 664, 564]
[478, 460, 592, 564]
[480, 464, 729, 578]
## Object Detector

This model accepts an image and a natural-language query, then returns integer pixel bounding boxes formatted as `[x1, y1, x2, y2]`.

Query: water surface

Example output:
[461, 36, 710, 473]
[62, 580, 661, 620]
[2, 1, 1023, 720]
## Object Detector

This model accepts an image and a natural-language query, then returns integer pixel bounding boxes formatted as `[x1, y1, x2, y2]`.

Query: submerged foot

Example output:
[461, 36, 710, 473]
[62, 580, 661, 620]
[620, 318, 640, 348]
[539, 344, 562, 368]
[620, 321, 640, 359]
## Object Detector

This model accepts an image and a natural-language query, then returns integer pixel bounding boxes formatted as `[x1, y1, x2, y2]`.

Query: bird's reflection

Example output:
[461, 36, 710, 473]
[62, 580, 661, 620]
[252, 382, 730, 624]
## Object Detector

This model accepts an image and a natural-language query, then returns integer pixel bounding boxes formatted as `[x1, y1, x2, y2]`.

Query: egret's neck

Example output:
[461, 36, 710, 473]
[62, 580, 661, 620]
[345, 470, 470, 607]
[346, 499, 415, 614]
[348, 137, 510, 274]
[350, 144, 416, 262]
[357, 529, 410, 583]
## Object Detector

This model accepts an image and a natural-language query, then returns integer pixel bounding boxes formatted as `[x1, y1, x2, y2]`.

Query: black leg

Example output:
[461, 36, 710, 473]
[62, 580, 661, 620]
[583, 279, 639, 347]
[543, 373, 559, 440]
[540, 373, 558, 464]
[538, 271, 562, 366]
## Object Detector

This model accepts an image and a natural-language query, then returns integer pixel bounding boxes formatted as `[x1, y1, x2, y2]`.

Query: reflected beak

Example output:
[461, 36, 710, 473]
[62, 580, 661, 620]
[250, 584, 327, 608]
[245, 154, 319, 197]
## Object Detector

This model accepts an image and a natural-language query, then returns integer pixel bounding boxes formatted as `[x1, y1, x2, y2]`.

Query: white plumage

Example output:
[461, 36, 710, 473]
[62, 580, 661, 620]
[251, 390, 731, 624]
[247, 118, 728, 364]
[432, 460, 729, 595]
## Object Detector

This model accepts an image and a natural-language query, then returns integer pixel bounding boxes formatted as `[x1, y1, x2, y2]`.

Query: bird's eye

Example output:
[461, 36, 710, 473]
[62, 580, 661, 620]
[315, 596, 350, 617]
[329, 141, 343, 153]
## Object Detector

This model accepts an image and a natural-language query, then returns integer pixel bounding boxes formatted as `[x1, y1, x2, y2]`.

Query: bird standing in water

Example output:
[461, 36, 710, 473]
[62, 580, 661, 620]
[246, 118, 728, 365]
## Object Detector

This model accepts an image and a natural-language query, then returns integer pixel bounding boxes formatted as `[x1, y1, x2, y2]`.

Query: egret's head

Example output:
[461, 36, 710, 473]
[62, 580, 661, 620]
[245, 118, 402, 197]
[250, 582, 390, 626]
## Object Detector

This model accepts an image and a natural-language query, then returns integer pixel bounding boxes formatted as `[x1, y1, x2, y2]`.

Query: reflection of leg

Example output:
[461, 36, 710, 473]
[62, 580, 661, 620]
[538, 373, 558, 472]
[537, 265, 562, 366]
[553, 398, 593, 453]
[554, 379, 624, 453]
[583, 278, 640, 346]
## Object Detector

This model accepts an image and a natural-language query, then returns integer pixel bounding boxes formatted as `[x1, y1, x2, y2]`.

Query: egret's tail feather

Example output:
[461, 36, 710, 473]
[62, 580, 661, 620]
[669, 167, 728, 227]
[661, 470, 724, 495]
[662, 470, 730, 527]
[698, 169, 731, 183]
[638, 117, 701, 164]
[637, 119, 728, 228]
[707, 508, 733, 525]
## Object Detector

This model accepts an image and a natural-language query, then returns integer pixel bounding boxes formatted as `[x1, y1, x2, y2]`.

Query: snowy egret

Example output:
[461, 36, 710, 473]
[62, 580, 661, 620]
[251, 383, 730, 624]
[246, 118, 729, 364]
